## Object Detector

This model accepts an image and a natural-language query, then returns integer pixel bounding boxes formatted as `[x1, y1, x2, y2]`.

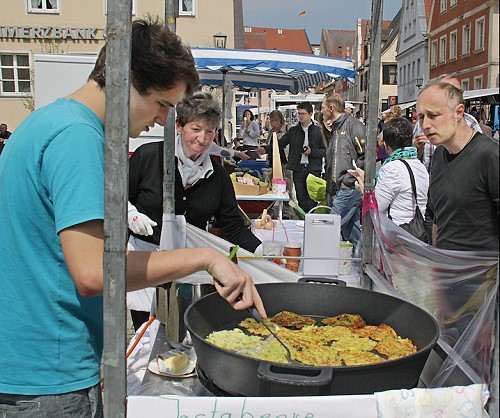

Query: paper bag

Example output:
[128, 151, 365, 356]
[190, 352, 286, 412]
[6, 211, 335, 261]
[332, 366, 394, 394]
[271, 132, 283, 180]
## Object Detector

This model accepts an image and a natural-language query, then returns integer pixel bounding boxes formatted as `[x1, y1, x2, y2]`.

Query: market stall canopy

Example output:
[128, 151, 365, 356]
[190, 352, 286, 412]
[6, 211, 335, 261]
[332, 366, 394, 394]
[191, 47, 356, 93]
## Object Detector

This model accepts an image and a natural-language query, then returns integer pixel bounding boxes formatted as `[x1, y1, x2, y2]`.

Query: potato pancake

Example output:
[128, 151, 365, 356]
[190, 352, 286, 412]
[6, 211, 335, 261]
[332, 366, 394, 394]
[206, 329, 263, 351]
[204, 311, 418, 367]
[375, 337, 417, 360]
[270, 311, 317, 328]
[321, 313, 366, 328]
[238, 318, 271, 336]
[294, 344, 342, 366]
[341, 350, 386, 366]
[351, 323, 397, 341]
[332, 336, 378, 352]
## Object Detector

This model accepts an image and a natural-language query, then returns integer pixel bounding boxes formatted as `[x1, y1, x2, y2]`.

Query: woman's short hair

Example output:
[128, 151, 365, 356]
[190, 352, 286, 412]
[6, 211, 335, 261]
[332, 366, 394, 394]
[89, 15, 199, 97]
[176, 92, 221, 128]
[382, 117, 414, 150]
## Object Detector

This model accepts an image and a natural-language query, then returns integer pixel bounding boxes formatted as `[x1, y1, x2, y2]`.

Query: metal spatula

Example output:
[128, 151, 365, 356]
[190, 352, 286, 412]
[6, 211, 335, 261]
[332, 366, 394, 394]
[244, 307, 301, 366]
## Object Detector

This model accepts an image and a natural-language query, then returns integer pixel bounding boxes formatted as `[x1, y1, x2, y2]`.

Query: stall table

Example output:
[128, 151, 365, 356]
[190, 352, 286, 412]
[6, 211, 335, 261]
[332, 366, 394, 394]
[235, 191, 289, 220]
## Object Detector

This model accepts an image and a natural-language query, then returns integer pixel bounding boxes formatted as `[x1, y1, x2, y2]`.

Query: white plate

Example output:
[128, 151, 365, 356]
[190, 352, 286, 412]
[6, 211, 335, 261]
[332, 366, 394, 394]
[147, 349, 197, 378]
[296, 220, 305, 228]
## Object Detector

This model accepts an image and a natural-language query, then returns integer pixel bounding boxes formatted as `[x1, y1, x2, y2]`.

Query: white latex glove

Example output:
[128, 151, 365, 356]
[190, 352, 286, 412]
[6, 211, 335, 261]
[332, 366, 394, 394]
[127, 202, 157, 236]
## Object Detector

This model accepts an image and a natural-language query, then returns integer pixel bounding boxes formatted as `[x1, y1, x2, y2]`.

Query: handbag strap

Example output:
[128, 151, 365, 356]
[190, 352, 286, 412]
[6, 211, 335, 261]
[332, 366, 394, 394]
[387, 159, 419, 219]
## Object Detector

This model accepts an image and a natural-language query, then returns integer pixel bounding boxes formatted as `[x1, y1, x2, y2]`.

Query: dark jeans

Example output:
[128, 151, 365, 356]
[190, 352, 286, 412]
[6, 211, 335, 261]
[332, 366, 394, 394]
[0, 383, 103, 417]
[292, 166, 321, 213]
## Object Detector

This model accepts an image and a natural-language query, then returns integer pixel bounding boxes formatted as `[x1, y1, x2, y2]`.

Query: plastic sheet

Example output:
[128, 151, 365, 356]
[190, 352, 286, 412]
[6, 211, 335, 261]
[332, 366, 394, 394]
[363, 191, 498, 388]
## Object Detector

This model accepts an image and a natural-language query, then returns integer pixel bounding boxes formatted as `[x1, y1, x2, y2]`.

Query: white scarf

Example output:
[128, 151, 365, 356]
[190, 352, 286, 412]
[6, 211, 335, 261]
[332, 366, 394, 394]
[175, 134, 214, 187]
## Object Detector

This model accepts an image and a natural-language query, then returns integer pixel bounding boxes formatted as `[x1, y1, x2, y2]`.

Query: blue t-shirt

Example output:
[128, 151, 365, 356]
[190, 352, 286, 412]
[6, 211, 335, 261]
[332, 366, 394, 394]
[0, 98, 105, 394]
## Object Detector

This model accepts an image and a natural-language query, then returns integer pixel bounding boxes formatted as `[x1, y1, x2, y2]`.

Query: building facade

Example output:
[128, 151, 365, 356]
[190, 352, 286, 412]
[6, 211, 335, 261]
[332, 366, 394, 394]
[428, 0, 499, 90]
[397, 0, 432, 105]
[0, 0, 239, 129]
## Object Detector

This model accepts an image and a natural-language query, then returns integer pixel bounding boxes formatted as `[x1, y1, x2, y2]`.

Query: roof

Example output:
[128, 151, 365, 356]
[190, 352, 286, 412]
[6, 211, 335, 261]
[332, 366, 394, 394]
[322, 29, 356, 58]
[243, 26, 312, 54]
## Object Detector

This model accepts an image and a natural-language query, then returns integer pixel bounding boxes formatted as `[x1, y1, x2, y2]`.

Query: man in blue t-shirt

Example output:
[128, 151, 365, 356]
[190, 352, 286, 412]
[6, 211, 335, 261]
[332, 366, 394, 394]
[0, 16, 266, 417]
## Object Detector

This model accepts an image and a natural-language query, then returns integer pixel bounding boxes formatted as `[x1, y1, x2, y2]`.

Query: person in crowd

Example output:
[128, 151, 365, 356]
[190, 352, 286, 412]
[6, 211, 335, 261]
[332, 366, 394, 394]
[127, 92, 262, 330]
[413, 74, 482, 171]
[0, 17, 265, 417]
[255, 109, 287, 168]
[321, 92, 366, 246]
[417, 80, 498, 252]
[377, 110, 395, 162]
[355, 110, 364, 124]
[390, 105, 402, 118]
[276, 102, 325, 213]
[344, 101, 355, 115]
[348, 117, 429, 226]
[238, 109, 260, 148]
[472, 110, 493, 138]
[0, 123, 11, 141]
[0, 123, 11, 156]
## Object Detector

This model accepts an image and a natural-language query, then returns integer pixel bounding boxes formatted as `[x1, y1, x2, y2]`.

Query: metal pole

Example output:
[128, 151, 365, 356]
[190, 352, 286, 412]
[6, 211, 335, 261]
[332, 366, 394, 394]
[360, 0, 383, 289]
[102, 1, 132, 417]
[163, 0, 178, 215]
[221, 69, 227, 147]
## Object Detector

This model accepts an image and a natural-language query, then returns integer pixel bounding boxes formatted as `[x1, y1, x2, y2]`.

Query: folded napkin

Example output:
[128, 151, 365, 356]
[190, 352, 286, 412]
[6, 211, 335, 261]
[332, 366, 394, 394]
[375, 384, 490, 418]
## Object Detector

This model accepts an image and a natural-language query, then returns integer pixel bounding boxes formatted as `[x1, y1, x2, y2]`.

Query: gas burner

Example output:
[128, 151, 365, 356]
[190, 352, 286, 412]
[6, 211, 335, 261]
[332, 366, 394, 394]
[196, 366, 240, 396]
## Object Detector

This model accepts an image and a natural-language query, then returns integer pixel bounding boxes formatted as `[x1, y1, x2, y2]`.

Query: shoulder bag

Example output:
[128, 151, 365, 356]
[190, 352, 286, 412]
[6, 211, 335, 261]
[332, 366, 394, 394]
[389, 160, 430, 244]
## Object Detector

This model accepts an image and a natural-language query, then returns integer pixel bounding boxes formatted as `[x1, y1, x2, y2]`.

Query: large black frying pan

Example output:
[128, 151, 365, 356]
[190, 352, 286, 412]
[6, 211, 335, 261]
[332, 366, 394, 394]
[185, 282, 439, 396]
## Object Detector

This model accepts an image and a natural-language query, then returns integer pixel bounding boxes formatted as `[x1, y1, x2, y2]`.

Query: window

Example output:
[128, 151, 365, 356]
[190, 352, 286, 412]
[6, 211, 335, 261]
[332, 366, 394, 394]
[431, 40, 438, 66]
[475, 18, 485, 51]
[439, 36, 447, 63]
[462, 24, 471, 55]
[450, 0, 457, 7]
[461, 79, 469, 91]
[346, 47, 351, 59]
[249, 91, 258, 99]
[440, 0, 447, 13]
[0, 54, 31, 95]
[474, 76, 483, 90]
[27, 0, 59, 13]
[449, 30, 457, 60]
[179, 0, 196, 16]
[382, 65, 397, 85]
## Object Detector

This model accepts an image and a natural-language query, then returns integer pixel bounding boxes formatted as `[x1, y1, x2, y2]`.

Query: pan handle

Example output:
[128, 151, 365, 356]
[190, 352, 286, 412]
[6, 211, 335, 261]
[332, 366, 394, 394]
[298, 277, 347, 286]
[257, 363, 333, 386]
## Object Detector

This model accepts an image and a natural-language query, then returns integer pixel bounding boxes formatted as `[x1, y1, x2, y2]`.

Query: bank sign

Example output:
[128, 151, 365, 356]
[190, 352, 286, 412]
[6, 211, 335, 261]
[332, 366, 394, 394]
[0, 25, 102, 40]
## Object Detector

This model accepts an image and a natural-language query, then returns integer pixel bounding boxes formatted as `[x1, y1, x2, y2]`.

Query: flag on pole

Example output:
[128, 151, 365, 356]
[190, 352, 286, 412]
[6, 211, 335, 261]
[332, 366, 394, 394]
[299, 11, 306, 16]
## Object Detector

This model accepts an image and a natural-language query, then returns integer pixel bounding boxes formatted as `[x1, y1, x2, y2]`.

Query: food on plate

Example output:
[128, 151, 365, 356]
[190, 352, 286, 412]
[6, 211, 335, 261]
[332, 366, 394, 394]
[157, 352, 189, 374]
[205, 311, 418, 367]
[270, 310, 317, 328]
[321, 313, 366, 328]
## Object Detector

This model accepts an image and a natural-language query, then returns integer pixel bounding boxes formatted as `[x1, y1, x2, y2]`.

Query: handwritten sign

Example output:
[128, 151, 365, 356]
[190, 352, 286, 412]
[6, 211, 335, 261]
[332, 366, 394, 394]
[127, 395, 378, 418]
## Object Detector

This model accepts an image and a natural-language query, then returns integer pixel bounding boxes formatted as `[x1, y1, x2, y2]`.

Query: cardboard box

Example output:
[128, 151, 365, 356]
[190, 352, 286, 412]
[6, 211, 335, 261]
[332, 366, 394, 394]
[232, 181, 268, 196]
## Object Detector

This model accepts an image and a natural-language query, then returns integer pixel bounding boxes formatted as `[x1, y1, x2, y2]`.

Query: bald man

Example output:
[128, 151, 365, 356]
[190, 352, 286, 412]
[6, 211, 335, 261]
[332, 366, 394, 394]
[416, 80, 498, 251]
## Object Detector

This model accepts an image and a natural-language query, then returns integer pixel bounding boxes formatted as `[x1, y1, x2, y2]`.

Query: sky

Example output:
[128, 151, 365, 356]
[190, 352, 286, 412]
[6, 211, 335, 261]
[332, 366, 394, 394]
[242, 0, 402, 45]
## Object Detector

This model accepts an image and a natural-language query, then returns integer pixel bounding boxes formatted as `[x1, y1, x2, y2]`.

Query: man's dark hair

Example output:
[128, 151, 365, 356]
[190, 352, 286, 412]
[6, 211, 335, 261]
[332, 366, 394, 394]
[89, 15, 199, 96]
[382, 117, 413, 150]
[297, 101, 313, 114]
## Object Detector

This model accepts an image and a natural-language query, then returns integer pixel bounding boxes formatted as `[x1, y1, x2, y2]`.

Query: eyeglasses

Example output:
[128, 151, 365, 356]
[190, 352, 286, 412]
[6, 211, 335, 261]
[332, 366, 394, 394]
[297, 112, 309, 116]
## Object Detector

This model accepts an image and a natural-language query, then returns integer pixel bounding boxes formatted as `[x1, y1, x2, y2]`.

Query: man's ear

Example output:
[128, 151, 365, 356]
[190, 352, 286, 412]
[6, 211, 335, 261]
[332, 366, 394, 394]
[455, 103, 466, 120]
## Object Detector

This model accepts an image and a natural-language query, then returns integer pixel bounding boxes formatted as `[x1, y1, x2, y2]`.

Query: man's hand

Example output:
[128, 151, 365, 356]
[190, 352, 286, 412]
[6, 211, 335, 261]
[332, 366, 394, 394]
[206, 250, 267, 319]
[127, 202, 157, 236]
[234, 150, 251, 160]
[413, 133, 429, 160]
[255, 147, 267, 156]
[347, 168, 365, 195]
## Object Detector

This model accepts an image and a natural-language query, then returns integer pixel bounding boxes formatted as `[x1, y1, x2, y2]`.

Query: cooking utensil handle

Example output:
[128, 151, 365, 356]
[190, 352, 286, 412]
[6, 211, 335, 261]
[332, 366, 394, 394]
[298, 277, 347, 286]
[256, 363, 333, 386]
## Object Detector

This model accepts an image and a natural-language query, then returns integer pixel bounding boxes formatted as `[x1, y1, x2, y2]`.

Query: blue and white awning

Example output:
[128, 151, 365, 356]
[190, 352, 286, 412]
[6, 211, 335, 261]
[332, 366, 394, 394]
[191, 47, 356, 93]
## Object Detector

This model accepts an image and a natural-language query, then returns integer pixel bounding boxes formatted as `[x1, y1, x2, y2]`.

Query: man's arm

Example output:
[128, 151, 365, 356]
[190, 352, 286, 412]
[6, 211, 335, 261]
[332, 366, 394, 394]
[59, 220, 266, 316]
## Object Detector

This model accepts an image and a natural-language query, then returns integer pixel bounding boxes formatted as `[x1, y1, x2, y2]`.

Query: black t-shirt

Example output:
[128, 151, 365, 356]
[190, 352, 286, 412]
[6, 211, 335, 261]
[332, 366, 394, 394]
[429, 133, 499, 251]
